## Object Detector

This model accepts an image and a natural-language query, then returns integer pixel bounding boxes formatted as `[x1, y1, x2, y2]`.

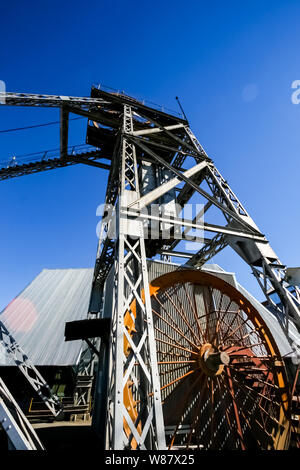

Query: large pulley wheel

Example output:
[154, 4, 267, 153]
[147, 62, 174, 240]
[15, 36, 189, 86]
[149, 270, 291, 450]
[124, 269, 291, 450]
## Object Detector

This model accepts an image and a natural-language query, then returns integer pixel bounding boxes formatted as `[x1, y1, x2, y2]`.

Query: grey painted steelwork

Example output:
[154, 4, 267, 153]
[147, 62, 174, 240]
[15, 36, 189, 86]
[0, 377, 44, 450]
[1, 86, 299, 449]
[105, 105, 166, 449]
[0, 267, 94, 424]
[102, 260, 295, 360]
[0, 320, 62, 416]
[3, 87, 298, 334]
[2, 262, 293, 369]
[0, 268, 93, 366]
[0, 144, 110, 181]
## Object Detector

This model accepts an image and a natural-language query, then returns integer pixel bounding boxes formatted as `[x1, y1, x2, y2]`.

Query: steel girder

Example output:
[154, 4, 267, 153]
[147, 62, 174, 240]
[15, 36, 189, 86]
[0, 89, 185, 447]
[87, 99, 300, 421]
[1, 87, 299, 449]
[0, 377, 44, 450]
[134, 117, 300, 333]
[105, 105, 166, 449]
[1, 92, 107, 108]
[0, 147, 110, 181]
[0, 321, 62, 417]
[186, 233, 228, 267]
[180, 128, 300, 332]
[121, 117, 300, 333]
[183, 128, 300, 331]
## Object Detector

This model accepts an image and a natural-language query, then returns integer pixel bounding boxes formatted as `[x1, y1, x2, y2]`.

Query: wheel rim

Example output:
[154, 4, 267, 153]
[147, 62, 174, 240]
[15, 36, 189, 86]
[123, 269, 291, 449]
[147, 270, 291, 450]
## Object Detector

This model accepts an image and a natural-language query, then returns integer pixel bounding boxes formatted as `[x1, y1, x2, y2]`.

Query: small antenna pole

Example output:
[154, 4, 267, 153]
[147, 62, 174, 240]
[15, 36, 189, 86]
[175, 96, 189, 123]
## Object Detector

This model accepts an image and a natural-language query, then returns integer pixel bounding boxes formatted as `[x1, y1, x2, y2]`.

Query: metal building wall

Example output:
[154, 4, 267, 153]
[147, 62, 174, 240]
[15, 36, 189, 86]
[0, 268, 93, 366]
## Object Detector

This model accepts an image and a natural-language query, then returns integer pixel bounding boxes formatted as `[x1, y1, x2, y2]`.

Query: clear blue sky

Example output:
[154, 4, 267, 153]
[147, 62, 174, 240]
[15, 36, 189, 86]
[0, 0, 300, 311]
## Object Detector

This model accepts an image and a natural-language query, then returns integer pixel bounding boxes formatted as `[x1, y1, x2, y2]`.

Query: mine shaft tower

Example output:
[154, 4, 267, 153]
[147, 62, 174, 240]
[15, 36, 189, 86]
[0, 86, 299, 450]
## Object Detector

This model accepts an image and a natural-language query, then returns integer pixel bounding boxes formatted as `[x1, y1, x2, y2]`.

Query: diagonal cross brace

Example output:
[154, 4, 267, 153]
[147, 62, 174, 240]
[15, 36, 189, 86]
[128, 161, 208, 210]
[0, 321, 62, 417]
[129, 136, 263, 236]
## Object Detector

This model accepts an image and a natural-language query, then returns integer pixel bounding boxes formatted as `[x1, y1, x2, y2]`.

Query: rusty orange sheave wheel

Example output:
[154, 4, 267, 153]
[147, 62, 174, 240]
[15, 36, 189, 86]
[123, 269, 291, 450]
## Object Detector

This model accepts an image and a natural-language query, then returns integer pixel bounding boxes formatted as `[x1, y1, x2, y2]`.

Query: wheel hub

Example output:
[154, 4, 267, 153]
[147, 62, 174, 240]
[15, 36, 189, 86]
[197, 343, 230, 377]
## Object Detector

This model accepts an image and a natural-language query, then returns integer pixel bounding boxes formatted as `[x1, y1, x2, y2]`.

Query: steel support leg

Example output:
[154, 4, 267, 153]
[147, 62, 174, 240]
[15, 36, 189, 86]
[106, 105, 166, 450]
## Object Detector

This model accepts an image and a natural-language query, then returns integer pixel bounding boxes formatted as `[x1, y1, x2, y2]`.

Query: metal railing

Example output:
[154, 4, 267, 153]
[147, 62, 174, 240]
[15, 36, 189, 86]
[0, 144, 99, 170]
[93, 83, 183, 119]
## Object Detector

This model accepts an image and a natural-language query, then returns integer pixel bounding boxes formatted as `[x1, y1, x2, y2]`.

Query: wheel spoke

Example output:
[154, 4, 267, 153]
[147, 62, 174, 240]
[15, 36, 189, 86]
[168, 372, 204, 449]
[153, 303, 199, 350]
[144, 271, 290, 450]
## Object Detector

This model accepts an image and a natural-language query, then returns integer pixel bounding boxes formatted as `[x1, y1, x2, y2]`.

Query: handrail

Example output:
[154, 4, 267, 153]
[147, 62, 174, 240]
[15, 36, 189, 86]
[0, 144, 99, 169]
[93, 83, 183, 119]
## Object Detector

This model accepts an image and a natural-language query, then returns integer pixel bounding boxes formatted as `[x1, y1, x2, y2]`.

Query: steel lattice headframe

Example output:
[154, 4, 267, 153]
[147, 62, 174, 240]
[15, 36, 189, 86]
[0, 85, 299, 450]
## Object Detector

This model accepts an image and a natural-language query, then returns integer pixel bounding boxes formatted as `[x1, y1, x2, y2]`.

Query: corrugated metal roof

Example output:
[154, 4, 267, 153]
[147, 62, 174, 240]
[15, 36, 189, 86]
[0, 268, 93, 366]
